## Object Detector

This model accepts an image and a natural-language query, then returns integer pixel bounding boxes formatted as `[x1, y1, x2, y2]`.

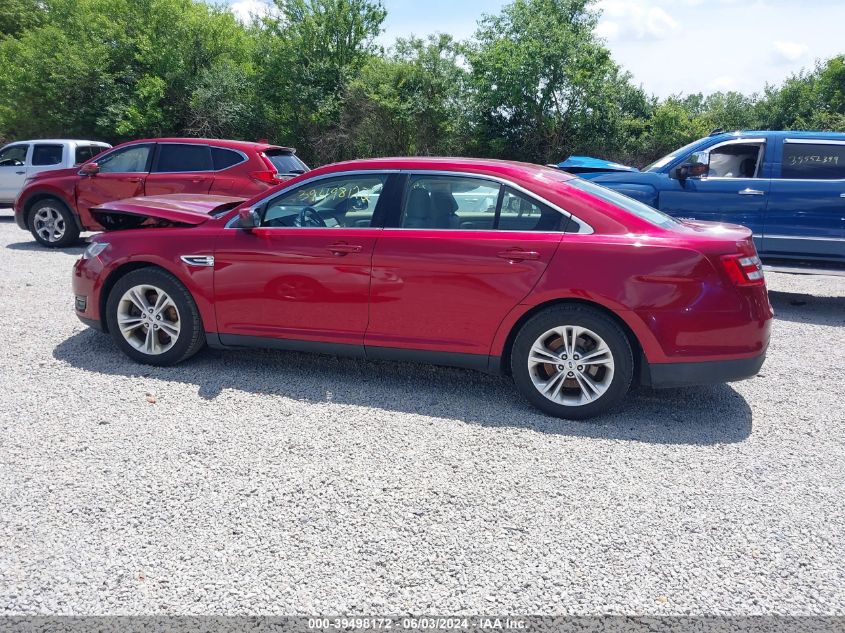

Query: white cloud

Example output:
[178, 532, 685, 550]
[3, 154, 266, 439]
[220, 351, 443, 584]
[772, 40, 809, 65]
[707, 75, 740, 92]
[596, 1, 680, 41]
[230, 0, 277, 23]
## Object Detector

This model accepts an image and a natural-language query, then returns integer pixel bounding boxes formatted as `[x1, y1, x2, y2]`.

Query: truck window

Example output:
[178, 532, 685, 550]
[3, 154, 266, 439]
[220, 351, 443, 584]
[781, 142, 845, 180]
[32, 144, 64, 166]
[707, 143, 763, 178]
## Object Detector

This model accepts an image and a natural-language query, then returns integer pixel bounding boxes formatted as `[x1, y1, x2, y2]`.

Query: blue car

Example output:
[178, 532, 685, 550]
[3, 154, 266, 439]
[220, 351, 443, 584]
[558, 131, 845, 269]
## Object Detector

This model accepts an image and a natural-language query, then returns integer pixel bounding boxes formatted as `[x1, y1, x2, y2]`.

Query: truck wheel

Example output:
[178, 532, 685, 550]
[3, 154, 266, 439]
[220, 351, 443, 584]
[28, 198, 80, 247]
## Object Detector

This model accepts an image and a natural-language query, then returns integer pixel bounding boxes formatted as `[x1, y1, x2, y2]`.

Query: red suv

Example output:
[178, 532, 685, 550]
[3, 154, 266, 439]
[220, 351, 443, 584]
[14, 138, 308, 246]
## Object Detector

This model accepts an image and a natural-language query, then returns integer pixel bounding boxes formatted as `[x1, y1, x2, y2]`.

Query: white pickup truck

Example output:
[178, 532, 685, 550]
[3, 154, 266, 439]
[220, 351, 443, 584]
[0, 139, 111, 205]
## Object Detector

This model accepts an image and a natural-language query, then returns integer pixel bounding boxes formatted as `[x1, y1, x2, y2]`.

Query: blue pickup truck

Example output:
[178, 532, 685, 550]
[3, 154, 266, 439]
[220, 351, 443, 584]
[559, 131, 845, 269]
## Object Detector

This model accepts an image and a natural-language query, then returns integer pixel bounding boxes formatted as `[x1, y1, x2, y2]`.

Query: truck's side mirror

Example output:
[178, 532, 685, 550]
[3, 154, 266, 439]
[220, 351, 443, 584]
[238, 206, 261, 230]
[79, 162, 99, 176]
[673, 151, 709, 181]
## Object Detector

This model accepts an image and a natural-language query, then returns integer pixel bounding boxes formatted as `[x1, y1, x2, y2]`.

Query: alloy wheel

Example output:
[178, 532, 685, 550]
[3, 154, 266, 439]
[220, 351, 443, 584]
[527, 325, 615, 407]
[116, 284, 182, 355]
[32, 207, 66, 243]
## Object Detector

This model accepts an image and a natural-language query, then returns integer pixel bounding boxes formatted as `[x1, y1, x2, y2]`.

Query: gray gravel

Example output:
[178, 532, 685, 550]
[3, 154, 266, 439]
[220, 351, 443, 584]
[0, 212, 844, 615]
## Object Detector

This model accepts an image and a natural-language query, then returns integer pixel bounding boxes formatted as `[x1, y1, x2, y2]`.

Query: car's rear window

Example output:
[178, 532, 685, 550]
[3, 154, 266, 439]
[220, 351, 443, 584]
[569, 179, 679, 229]
[264, 150, 308, 175]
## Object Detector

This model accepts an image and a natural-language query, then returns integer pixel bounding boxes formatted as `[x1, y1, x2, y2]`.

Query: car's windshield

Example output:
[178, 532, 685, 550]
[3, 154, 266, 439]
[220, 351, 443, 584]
[642, 138, 706, 172]
[570, 179, 679, 229]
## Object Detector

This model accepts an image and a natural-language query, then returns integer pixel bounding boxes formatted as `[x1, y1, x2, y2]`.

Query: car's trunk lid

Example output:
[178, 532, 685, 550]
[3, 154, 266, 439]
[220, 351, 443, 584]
[91, 194, 245, 231]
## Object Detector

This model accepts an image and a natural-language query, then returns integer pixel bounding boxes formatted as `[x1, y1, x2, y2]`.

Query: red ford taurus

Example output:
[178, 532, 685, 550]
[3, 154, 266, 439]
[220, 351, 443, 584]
[72, 158, 772, 418]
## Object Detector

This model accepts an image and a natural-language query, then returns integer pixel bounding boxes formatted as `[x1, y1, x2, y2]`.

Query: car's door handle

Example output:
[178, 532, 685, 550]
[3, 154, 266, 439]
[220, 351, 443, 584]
[191, 178, 209, 183]
[15, 170, 25, 175]
[840, 193, 845, 198]
[738, 188, 765, 196]
[497, 249, 540, 261]
[327, 243, 363, 255]
[125, 177, 142, 183]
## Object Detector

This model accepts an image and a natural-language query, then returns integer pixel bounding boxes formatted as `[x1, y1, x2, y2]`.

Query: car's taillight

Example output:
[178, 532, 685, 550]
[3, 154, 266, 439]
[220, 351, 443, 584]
[249, 169, 283, 185]
[721, 254, 764, 286]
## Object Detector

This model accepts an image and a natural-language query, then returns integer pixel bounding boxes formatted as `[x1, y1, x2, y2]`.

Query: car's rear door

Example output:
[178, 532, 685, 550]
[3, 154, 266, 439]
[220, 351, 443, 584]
[144, 143, 215, 196]
[213, 172, 393, 349]
[75, 143, 153, 227]
[365, 173, 564, 364]
[762, 137, 845, 263]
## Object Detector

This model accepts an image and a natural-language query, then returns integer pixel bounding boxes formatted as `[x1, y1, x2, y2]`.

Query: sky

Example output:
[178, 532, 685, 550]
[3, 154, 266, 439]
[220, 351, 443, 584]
[227, 0, 845, 98]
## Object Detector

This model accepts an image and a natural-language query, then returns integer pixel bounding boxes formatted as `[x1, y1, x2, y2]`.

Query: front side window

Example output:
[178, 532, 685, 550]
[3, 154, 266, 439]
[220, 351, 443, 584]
[262, 174, 387, 228]
[401, 176, 500, 229]
[32, 144, 64, 166]
[705, 143, 763, 178]
[97, 144, 152, 174]
[154, 144, 212, 173]
[498, 187, 566, 231]
[781, 142, 845, 180]
[0, 144, 28, 167]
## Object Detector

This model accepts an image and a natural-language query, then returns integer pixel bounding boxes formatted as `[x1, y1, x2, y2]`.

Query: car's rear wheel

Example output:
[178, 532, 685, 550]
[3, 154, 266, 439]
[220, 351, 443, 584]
[511, 305, 633, 419]
[105, 268, 205, 366]
[28, 198, 80, 247]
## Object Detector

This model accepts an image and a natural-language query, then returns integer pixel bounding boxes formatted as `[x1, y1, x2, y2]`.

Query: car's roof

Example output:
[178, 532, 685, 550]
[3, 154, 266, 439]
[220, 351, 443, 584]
[311, 157, 576, 181]
[124, 137, 295, 152]
[1, 139, 110, 145]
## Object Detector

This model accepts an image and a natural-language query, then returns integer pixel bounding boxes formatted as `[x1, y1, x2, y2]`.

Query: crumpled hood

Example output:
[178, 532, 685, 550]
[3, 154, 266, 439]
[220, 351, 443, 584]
[91, 194, 246, 230]
[556, 156, 640, 174]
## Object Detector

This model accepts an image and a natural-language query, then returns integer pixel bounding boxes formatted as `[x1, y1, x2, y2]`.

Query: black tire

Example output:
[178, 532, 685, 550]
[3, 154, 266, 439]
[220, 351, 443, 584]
[511, 305, 634, 419]
[105, 267, 205, 366]
[27, 198, 80, 247]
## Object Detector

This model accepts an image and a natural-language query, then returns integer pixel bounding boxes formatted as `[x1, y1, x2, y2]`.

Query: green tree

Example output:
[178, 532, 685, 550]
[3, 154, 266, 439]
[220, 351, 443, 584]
[257, 0, 386, 162]
[465, 0, 639, 164]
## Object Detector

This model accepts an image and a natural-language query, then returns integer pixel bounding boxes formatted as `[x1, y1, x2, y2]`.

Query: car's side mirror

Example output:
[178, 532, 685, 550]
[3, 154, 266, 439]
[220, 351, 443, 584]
[238, 206, 261, 230]
[79, 162, 99, 176]
[673, 151, 709, 181]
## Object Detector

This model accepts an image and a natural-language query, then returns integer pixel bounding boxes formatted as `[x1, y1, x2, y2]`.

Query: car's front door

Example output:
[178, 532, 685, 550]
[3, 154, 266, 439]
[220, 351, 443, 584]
[762, 138, 845, 262]
[365, 174, 564, 363]
[75, 143, 153, 227]
[213, 172, 392, 348]
[658, 139, 770, 247]
[144, 143, 215, 196]
[0, 143, 30, 203]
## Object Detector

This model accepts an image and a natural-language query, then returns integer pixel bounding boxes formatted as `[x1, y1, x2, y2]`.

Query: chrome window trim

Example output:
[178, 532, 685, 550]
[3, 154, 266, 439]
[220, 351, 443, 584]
[400, 169, 594, 234]
[784, 138, 845, 146]
[224, 168, 594, 234]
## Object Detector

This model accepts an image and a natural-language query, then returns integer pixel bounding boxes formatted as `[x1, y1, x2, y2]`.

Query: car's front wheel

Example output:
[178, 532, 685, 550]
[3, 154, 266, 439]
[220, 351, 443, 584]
[511, 305, 634, 419]
[105, 268, 205, 366]
[28, 198, 80, 247]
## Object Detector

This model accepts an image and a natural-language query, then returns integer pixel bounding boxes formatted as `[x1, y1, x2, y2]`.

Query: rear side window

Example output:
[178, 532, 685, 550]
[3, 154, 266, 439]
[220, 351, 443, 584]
[498, 187, 566, 231]
[0, 144, 28, 166]
[401, 175, 500, 230]
[75, 145, 95, 164]
[781, 142, 845, 179]
[32, 144, 64, 166]
[211, 147, 244, 171]
[570, 178, 679, 229]
[264, 150, 308, 175]
[154, 144, 212, 172]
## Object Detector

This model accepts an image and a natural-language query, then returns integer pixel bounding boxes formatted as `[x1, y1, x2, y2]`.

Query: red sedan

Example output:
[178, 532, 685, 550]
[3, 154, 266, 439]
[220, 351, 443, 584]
[14, 137, 308, 247]
[72, 158, 772, 418]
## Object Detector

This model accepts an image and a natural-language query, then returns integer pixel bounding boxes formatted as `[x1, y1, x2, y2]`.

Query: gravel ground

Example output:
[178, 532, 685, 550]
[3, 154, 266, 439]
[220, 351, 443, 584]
[0, 211, 844, 616]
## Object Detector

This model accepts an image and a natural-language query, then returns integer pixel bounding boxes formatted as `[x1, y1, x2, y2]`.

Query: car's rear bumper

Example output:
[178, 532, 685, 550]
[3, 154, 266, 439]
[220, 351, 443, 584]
[644, 353, 766, 388]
